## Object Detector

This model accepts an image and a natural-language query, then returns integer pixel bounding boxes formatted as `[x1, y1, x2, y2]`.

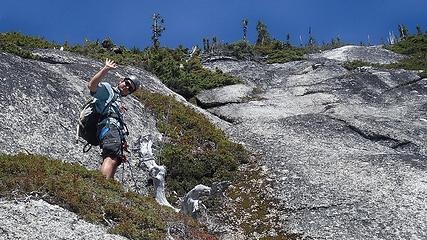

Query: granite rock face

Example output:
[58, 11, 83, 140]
[0, 49, 227, 239]
[202, 46, 427, 239]
[1, 45, 426, 239]
[195, 84, 254, 108]
[308, 45, 405, 64]
[0, 199, 127, 240]
[0, 49, 226, 192]
[0, 50, 164, 194]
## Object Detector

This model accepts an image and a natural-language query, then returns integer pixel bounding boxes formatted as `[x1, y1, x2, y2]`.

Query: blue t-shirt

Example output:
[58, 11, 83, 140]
[91, 82, 123, 129]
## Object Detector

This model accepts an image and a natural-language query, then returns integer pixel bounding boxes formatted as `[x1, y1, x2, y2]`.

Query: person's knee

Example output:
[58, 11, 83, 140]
[104, 155, 123, 167]
[101, 156, 120, 179]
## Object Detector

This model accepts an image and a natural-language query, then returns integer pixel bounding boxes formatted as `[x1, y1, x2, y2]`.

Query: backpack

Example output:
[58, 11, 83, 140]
[76, 97, 114, 152]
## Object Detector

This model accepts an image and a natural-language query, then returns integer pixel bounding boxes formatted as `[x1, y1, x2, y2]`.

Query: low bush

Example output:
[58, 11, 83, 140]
[385, 34, 427, 78]
[0, 32, 240, 98]
[222, 39, 306, 63]
[342, 60, 374, 70]
[0, 153, 205, 239]
[140, 47, 240, 98]
[0, 32, 58, 60]
[134, 88, 249, 195]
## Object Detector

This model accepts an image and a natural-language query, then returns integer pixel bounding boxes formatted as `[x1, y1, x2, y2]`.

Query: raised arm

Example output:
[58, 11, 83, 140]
[87, 59, 117, 93]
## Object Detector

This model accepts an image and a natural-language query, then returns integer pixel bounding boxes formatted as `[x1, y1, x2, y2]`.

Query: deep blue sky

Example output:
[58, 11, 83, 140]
[1, 0, 426, 49]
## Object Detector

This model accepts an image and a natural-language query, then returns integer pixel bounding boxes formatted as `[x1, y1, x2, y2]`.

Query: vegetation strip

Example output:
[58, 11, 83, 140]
[0, 32, 240, 99]
[342, 35, 427, 79]
[0, 153, 215, 239]
[134, 88, 249, 196]
[385, 34, 427, 78]
[2, 29, 425, 238]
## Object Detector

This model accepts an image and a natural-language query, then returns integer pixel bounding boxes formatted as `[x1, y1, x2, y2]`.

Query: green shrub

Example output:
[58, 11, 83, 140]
[134, 89, 249, 195]
[385, 34, 427, 77]
[0, 153, 207, 239]
[140, 47, 241, 98]
[0, 32, 58, 49]
[265, 48, 306, 64]
[69, 44, 241, 98]
[0, 32, 240, 98]
[0, 32, 58, 59]
[223, 39, 306, 64]
[386, 34, 427, 55]
[342, 60, 374, 70]
[66, 42, 241, 98]
[223, 40, 255, 59]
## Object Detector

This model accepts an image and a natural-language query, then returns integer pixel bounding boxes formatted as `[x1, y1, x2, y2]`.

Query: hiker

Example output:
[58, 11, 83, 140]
[87, 58, 140, 179]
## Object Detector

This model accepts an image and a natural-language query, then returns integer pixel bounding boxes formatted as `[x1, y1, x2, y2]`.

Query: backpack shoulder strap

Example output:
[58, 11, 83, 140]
[98, 89, 118, 115]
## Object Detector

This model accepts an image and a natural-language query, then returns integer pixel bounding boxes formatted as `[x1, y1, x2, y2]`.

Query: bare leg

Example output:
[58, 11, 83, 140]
[100, 156, 120, 179]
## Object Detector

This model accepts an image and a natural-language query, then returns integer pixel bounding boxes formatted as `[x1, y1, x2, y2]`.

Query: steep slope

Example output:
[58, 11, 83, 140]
[200, 45, 427, 239]
[0, 199, 127, 240]
[0, 49, 228, 191]
[0, 49, 230, 239]
[2, 44, 426, 239]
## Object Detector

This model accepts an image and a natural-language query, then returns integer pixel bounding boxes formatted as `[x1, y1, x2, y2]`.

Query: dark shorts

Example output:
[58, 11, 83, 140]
[97, 123, 124, 163]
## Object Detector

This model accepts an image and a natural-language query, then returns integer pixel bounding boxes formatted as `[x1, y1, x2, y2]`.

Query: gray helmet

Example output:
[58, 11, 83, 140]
[125, 75, 141, 92]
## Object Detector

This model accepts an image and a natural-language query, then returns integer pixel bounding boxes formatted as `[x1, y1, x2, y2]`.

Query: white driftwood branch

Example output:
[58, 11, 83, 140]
[133, 135, 230, 217]
[134, 135, 178, 211]
[180, 184, 211, 217]
[180, 181, 230, 218]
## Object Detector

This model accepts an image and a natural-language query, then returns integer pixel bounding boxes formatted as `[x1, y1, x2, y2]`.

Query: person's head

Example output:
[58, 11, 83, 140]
[118, 75, 140, 96]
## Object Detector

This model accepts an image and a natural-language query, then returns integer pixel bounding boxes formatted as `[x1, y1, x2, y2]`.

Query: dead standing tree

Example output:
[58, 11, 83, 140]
[242, 18, 248, 42]
[151, 13, 165, 48]
[256, 20, 270, 46]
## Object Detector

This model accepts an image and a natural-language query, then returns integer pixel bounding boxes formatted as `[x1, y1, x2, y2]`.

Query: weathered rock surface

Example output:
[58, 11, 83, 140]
[308, 45, 405, 64]
[0, 199, 127, 240]
[1, 44, 426, 239]
[202, 46, 427, 239]
[0, 49, 228, 239]
[195, 84, 254, 108]
[0, 50, 162, 194]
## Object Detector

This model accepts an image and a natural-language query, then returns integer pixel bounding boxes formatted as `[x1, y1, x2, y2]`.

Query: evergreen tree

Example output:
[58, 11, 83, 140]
[256, 21, 271, 46]
[151, 13, 166, 48]
[286, 33, 291, 46]
[307, 26, 316, 47]
[212, 36, 217, 53]
[403, 25, 409, 38]
[398, 24, 408, 40]
[242, 18, 248, 42]
[101, 38, 114, 49]
[203, 38, 208, 52]
[64, 40, 69, 50]
[416, 25, 423, 35]
[330, 35, 342, 48]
